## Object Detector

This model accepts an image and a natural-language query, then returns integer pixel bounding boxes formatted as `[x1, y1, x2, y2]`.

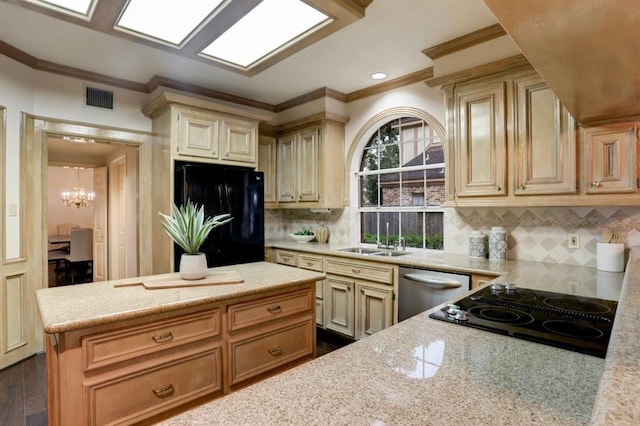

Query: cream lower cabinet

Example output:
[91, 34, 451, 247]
[47, 285, 314, 425]
[325, 257, 394, 340]
[273, 250, 325, 327]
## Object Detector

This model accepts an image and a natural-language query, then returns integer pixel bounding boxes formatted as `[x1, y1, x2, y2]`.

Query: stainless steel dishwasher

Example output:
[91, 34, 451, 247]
[398, 266, 471, 322]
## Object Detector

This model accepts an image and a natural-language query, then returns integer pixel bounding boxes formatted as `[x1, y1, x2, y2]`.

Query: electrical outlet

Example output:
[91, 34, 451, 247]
[568, 234, 580, 249]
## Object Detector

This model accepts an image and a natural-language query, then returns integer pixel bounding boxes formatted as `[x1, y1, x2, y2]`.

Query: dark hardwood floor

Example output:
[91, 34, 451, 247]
[0, 328, 351, 425]
[0, 353, 47, 426]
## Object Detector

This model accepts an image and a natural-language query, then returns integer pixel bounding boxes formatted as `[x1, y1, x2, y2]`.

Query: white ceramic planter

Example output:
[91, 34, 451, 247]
[179, 253, 207, 280]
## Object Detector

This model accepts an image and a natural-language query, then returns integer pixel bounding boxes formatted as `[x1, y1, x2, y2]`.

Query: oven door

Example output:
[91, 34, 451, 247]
[398, 267, 471, 322]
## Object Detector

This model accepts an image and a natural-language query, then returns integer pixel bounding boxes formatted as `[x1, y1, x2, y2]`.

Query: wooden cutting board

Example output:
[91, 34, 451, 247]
[114, 271, 244, 289]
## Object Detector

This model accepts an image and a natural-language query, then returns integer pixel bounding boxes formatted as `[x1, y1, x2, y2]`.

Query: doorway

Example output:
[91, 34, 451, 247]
[46, 135, 140, 285]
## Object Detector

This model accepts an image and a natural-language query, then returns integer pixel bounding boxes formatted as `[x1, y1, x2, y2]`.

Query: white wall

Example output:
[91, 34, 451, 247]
[47, 166, 95, 235]
[0, 55, 151, 259]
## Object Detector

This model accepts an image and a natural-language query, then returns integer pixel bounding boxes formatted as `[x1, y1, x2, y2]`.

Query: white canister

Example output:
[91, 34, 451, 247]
[596, 243, 625, 272]
[488, 226, 508, 260]
[468, 231, 486, 259]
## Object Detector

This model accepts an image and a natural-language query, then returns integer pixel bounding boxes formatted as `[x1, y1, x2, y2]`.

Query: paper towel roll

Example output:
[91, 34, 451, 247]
[596, 243, 625, 272]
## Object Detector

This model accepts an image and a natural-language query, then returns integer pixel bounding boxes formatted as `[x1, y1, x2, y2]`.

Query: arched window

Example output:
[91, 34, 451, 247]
[357, 116, 444, 249]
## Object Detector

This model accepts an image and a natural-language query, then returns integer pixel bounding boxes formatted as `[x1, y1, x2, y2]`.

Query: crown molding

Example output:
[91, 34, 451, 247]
[425, 54, 531, 88]
[422, 23, 506, 60]
[345, 68, 434, 102]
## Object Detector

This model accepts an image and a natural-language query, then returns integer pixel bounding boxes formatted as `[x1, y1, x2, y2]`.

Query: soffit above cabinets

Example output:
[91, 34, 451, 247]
[16, 0, 371, 76]
[484, 0, 640, 124]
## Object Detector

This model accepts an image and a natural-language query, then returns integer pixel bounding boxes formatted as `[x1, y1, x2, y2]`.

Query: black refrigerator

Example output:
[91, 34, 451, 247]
[174, 161, 265, 269]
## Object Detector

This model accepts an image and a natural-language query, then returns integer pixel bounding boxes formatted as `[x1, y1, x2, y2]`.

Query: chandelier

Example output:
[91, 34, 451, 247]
[62, 168, 95, 209]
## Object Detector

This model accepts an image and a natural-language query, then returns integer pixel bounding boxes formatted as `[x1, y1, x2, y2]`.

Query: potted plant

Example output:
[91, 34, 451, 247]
[158, 200, 232, 280]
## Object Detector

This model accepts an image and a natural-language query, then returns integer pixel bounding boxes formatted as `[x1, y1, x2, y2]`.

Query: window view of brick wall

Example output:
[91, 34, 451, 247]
[358, 117, 445, 249]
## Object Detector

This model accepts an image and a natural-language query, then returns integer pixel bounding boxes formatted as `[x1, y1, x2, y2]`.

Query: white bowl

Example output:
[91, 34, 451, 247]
[289, 233, 315, 243]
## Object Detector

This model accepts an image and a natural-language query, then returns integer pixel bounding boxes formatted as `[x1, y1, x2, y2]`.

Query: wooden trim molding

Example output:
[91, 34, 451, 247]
[345, 68, 434, 102]
[425, 54, 531, 87]
[422, 24, 506, 60]
[275, 88, 347, 112]
[276, 112, 350, 134]
[0, 106, 5, 264]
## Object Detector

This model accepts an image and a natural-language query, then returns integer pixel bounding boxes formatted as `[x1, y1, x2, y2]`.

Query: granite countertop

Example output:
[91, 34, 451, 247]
[159, 244, 638, 425]
[35, 262, 325, 334]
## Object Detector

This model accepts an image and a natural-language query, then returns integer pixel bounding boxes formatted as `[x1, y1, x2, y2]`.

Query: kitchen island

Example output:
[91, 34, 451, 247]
[158, 247, 638, 425]
[36, 262, 325, 426]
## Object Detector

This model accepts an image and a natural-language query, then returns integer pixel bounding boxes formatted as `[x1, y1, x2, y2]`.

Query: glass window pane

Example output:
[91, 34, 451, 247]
[360, 176, 379, 207]
[425, 212, 444, 249]
[380, 171, 400, 207]
[360, 211, 378, 244]
[379, 212, 399, 247]
[378, 143, 399, 170]
[401, 211, 424, 248]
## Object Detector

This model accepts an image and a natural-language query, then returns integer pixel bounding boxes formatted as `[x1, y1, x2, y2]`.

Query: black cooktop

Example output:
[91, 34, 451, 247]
[429, 283, 618, 358]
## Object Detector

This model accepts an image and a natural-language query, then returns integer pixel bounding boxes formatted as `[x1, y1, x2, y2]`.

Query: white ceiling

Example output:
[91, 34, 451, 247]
[0, 0, 500, 105]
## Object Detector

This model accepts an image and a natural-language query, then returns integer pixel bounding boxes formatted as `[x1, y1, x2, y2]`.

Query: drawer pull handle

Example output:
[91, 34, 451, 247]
[267, 305, 282, 314]
[306, 261, 313, 267]
[352, 268, 360, 274]
[591, 181, 601, 188]
[152, 332, 174, 343]
[152, 384, 175, 398]
[268, 346, 283, 356]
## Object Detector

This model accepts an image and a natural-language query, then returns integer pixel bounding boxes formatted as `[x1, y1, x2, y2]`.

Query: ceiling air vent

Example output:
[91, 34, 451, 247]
[85, 86, 114, 110]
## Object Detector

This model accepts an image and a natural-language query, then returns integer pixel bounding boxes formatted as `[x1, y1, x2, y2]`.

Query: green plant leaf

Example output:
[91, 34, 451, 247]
[158, 200, 233, 255]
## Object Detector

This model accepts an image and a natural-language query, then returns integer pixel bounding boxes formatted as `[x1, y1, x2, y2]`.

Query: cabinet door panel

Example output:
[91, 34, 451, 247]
[324, 276, 354, 337]
[456, 81, 507, 197]
[356, 283, 393, 339]
[277, 135, 296, 202]
[514, 77, 576, 195]
[297, 127, 320, 202]
[258, 137, 277, 203]
[178, 112, 219, 158]
[584, 124, 638, 194]
[220, 116, 256, 164]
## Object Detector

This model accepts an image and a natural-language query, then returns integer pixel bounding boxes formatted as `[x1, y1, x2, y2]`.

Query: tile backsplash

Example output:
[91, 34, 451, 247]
[265, 208, 351, 246]
[267, 205, 640, 267]
[444, 206, 640, 267]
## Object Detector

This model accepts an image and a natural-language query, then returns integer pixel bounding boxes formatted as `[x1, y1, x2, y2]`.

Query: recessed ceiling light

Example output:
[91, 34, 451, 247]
[371, 72, 387, 80]
[200, 0, 330, 68]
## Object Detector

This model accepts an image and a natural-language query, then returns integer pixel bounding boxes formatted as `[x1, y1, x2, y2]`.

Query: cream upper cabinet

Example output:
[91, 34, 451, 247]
[219, 115, 257, 164]
[270, 114, 347, 209]
[454, 79, 507, 197]
[258, 135, 277, 205]
[513, 74, 577, 195]
[442, 66, 640, 206]
[583, 122, 639, 194]
[177, 108, 220, 159]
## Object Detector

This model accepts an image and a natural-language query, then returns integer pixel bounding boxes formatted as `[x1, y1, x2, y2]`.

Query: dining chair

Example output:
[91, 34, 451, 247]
[49, 222, 79, 252]
[64, 228, 93, 284]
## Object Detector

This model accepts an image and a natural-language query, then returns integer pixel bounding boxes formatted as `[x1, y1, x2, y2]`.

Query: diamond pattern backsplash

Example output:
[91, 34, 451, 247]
[265, 208, 351, 246]
[444, 206, 640, 267]
[267, 206, 640, 267]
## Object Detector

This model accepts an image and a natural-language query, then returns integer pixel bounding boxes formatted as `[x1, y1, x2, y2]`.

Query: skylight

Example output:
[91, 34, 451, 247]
[200, 0, 330, 68]
[28, 0, 93, 15]
[116, 0, 225, 46]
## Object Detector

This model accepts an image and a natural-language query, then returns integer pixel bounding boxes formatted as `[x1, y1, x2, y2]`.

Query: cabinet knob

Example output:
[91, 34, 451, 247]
[152, 332, 174, 343]
[496, 185, 501, 191]
[152, 384, 175, 398]
[268, 346, 283, 356]
[591, 181, 601, 188]
[351, 268, 360, 274]
[518, 184, 526, 190]
[267, 305, 282, 314]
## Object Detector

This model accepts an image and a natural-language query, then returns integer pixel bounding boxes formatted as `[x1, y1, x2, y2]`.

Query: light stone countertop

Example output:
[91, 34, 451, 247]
[158, 243, 637, 425]
[35, 262, 325, 334]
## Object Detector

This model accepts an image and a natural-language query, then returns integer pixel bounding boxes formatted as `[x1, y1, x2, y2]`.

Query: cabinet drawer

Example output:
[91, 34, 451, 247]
[325, 258, 393, 284]
[228, 289, 313, 333]
[276, 251, 298, 266]
[82, 309, 221, 372]
[298, 254, 323, 272]
[228, 319, 313, 386]
[85, 346, 222, 426]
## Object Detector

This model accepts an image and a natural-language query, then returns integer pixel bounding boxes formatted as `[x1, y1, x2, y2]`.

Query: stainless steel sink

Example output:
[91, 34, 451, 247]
[338, 247, 409, 257]
[338, 247, 383, 255]
[372, 250, 409, 257]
